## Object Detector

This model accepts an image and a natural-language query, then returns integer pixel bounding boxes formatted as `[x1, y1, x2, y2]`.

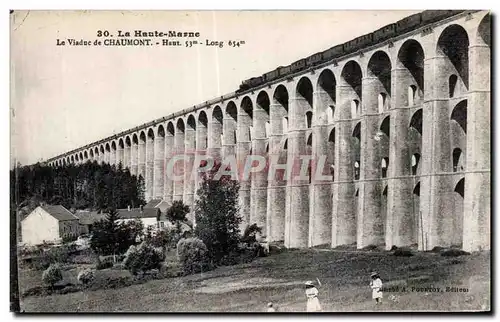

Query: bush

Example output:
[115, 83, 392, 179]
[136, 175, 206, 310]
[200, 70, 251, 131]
[42, 264, 62, 287]
[241, 224, 262, 244]
[77, 268, 96, 285]
[96, 257, 114, 270]
[166, 200, 190, 222]
[29, 244, 77, 270]
[177, 238, 211, 275]
[143, 226, 182, 251]
[123, 242, 164, 275]
[440, 249, 471, 257]
[393, 248, 414, 257]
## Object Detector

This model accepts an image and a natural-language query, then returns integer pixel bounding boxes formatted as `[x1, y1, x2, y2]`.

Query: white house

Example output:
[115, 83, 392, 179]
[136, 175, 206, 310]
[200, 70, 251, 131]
[116, 207, 164, 231]
[21, 205, 80, 246]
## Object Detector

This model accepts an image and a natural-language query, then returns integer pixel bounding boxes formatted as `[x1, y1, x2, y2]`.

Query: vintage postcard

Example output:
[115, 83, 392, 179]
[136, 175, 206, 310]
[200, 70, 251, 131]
[10, 9, 491, 313]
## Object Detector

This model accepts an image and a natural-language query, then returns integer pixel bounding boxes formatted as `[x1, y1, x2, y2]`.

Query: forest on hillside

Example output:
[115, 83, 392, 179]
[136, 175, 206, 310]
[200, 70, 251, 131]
[10, 161, 146, 215]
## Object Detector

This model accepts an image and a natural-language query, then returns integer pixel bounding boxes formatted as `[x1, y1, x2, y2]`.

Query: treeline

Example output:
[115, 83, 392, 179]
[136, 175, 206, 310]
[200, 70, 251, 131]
[11, 161, 146, 212]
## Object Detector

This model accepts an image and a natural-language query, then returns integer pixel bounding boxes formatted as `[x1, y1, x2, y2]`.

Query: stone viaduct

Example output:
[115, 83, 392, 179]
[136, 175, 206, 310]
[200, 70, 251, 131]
[45, 11, 490, 253]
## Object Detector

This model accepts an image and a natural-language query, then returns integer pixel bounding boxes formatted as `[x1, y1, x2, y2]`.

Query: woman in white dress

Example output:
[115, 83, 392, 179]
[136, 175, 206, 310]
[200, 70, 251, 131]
[305, 280, 322, 312]
[370, 272, 383, 304]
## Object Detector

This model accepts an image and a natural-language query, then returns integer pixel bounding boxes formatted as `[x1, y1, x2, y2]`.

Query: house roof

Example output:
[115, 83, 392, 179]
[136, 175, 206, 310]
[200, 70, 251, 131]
[155, 200, 170, 213]
[74, 211, 107, 225]
[117, 208, 159, 220]
[39, 205, 78, 221]
[143, 199, 163, 209]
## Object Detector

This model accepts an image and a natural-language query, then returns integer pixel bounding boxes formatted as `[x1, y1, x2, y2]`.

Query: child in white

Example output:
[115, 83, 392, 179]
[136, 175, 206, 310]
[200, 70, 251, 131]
[370, 272, 383, 304]
[267, 302, 276, 312]
[305, 280, 322, 312]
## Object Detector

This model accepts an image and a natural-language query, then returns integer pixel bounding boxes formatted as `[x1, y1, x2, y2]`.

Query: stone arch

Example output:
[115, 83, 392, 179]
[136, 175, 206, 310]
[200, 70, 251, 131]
[451, 99, 467, 134]
[166, 122, 175, 137]
[84, 151, 88, 160]
[90, 149, 94, 159]
[413, 182, 420, 196]
[452, 177, 465, 246]
[378, 116, 390, 178]
[197, 111, 209, 150]
[306, 111, 313, 128]
[157, 125, 165, 138]
[256, 91, 270, 138]
[295, 76, 313, 106]
[412, 181, 421, 243]
[71, 155, 75, 162]
[409, 109, 423, 135]
[105, 143, 110, 153]
[397, 39, 425, 105]
[211, 106, 223, 150]
[454, 177, 465, 198]
[476, 13, 491, 47]
[147, 128, 155, 141]
[341, 60, 363, 118]
[351, 99, 360, 119]
[306, 133, 313, 183]
[132, 134, 138, 145]
[126, 136, 132, 147]
[138, 131, 145, 143]
[449, 74, 458, 98]
[282, 138, 288, 151]
[368, 50, 392, 101]
[317, 69, 336, 124]
[378, 93, 388, 113]
[381, 157, 389, 178]
[437, 24, 470, 90]
[412, 153, 421, 175]
[119, 138, 124, 149]
[198, 111, 208, 128]
[327, 128, 336, 181]
[225, 102, 238, 144]
[240, 96, 253, 142]
[409, 108, 423, 175]
[380, 116, 390, 137]
[352, 122, 361, 180]
[453, 148, 464, 172]
[187, 114, 196, 131]
[273, 85, 289, 135]
[75, 154, 79, 162]
[296, 77, 314, 132]
[100, 145, 104, 154]
[111, 141, 116, 151]
[176, 119, 185, 134]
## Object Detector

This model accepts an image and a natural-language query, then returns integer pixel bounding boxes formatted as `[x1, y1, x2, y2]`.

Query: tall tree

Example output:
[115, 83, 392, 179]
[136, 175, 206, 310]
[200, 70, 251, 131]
[166, 200, 190, 223]
[194, 161, 241, 264]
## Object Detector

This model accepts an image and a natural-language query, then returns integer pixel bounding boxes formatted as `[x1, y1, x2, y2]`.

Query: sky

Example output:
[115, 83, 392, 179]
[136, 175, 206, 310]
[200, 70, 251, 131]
[10, 10, 420, 166]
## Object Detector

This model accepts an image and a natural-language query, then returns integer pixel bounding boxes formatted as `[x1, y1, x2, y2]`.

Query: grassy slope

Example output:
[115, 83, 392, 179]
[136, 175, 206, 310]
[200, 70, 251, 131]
[20, 249, 490, 312]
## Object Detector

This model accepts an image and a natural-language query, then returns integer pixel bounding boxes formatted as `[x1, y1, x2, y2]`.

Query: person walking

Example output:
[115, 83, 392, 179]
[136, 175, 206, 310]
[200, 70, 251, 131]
[305, 279, 322, 312]
[267, 302, 276, 312]
[370, 272, 383, 304]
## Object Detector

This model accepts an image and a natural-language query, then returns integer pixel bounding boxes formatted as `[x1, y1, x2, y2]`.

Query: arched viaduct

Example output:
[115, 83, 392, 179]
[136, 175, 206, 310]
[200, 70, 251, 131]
[45, 11, 490, 253]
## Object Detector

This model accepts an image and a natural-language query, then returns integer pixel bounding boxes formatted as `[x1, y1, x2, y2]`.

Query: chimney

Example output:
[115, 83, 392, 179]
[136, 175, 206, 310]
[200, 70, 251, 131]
[127, 205, 131, 212]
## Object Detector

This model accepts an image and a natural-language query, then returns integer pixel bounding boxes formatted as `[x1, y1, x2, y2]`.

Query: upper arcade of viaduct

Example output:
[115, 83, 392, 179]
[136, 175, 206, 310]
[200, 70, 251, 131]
[46, 10, 489, 169]
[44, 10, 490, 253]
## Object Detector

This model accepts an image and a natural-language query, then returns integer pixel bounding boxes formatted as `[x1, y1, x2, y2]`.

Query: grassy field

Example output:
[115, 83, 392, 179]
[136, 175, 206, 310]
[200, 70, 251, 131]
[19, 248, 490, 312]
